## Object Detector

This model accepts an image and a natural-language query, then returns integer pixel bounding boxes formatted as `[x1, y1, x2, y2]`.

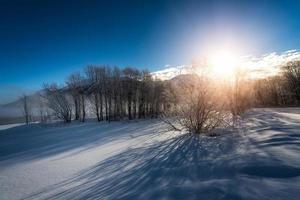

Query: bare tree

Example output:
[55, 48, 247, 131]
[104, 67, 112, 122]
[38, 93, 50, 123]
[40, 66, 169, 123]
[67, 73, 87, 122]
[228, 68, 251, 125]
[123, 67, 135, 120]
[21, 94, 30, 125]
[112, 66, 122, 120]
[67, 73, 81, 120]
[138, 70, 152, 118]
[162, 75, 227, 135]
[44, 84, 72, 123]
[86, 66, 102, 121]
[283, 61, 300, 104]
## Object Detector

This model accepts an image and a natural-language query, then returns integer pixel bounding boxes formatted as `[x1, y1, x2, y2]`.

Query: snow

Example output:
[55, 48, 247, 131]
[0, 123, 24, 131]
[1, 108, 300, 200]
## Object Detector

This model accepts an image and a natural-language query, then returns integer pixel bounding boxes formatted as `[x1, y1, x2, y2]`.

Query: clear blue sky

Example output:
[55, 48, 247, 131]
[1, 0, 300, 103]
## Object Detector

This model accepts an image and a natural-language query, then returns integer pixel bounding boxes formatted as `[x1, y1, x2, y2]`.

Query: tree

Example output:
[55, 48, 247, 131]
[38, 92, 50, 123]
[44, 84, 72, 123]
[283, 61, 300, 104]
[66, 73, 87, 122]
[138, 70, 152, 118]
[104, 67, 112, 122]
[67, 73, 81, 120]
[122, 67, 141, 120]
[86, 66, 102, 121]
[162, 75, 227, 135]
[21, 94, 31, 125]
[112, 66, 122, 120]
[123, 67, 134, 120]
[229, 68, 251, 125]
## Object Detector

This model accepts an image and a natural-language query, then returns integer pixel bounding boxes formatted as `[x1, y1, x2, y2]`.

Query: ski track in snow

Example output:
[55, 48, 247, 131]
[0, 108, 300, 200]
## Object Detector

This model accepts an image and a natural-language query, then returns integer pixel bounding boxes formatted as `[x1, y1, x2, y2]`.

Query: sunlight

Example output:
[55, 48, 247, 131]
[208, 50, 239, 77]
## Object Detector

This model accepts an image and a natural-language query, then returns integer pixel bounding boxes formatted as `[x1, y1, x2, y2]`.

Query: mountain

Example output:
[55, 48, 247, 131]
[151, 65, 193, 80]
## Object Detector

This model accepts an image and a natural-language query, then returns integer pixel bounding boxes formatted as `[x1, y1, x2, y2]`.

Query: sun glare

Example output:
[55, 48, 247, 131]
[208, 50, 239, 77]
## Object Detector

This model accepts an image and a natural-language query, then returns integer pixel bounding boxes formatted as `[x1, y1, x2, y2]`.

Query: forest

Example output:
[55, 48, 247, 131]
[21, 61, 300, 135]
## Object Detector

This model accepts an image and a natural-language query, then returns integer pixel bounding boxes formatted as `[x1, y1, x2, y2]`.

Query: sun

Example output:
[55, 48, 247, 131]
[208, 50, 239, 77]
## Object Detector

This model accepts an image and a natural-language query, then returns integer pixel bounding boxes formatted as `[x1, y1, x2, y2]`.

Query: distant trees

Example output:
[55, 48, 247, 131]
[42, 65, 166, 123]
[253, 76, 286, 106]
[252, 61, 300, 107]
[160, 59, 300, 135]
[283, 61, 300, 104]
[39, 60, 300, 136]
[85, 66, 106, 121]
[123, 67, 137, 120]
[66, 73, 86, 122]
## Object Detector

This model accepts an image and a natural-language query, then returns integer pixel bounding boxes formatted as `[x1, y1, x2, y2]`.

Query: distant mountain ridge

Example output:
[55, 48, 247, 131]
[151, 65, 193, 80]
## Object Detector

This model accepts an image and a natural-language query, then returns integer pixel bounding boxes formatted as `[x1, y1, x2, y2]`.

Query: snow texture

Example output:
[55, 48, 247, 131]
[0, 108, 300, 200]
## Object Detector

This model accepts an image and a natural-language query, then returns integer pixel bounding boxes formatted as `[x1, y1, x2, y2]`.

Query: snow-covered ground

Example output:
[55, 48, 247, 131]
[0, 123, 24, 131]
[0, 108, 300, 200]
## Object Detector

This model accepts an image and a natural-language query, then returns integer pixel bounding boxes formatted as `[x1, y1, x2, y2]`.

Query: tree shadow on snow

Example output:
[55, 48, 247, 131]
[237, 109, 300, 182]
[0, 119, 165, 167]
[24, 133, 243, 200]
[243, 109, 300, 148]
[6, 108, 300, 200]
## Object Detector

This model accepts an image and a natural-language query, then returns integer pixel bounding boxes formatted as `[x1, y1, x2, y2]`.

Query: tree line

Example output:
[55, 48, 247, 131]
[159, 61, 300, 134]
[253, 61, 300, 107]
[21, 61, 299, 134]
[43, 66, 167, 123]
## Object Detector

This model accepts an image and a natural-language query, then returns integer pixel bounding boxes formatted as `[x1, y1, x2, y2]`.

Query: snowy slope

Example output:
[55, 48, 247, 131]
[0, 108, 300, 200]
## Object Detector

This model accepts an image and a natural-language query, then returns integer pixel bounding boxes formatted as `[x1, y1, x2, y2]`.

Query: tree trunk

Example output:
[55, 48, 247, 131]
[74, 97, 79, 120]
[100, 91, 104, 121]
[105, 93, 108, 121]
[128, 94, 132, 120]
[81, 95, 85, 122]
[95, 93, 100, 121]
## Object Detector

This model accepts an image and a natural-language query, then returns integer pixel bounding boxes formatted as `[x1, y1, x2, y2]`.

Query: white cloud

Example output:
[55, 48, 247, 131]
[241, 49, 300, 78]
[152, 49, 300, 80]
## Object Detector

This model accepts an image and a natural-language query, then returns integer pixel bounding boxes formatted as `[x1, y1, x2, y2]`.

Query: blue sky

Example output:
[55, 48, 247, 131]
[1, 0, 300, 104]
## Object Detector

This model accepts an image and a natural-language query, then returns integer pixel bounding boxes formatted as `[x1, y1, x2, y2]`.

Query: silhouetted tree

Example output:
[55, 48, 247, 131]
[44, 84, 72, 123]
[67, 72, 86, 122]
[21, 94, 30, 125]
[283, 61, 300, 104]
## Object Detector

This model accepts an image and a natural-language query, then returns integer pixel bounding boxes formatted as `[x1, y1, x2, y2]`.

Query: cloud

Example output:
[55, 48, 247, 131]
[152, 49, 300, 80]
[241, 49, 300, 78]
